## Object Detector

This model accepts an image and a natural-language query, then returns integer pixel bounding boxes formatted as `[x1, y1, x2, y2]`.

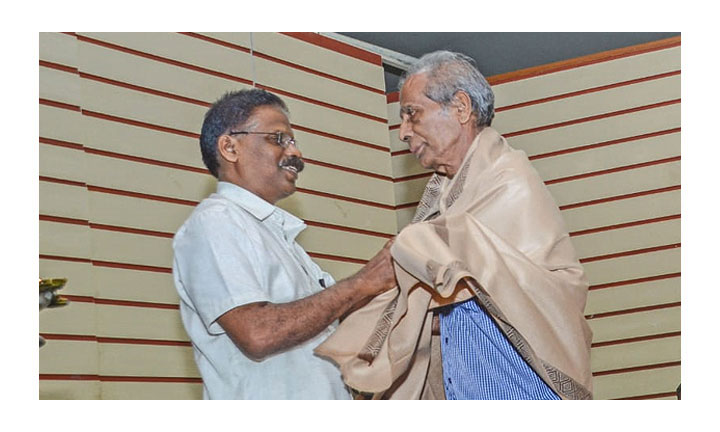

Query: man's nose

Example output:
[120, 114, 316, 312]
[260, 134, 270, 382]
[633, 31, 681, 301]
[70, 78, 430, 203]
[284, 141, 302, 159]
[398, 117, 413, 145]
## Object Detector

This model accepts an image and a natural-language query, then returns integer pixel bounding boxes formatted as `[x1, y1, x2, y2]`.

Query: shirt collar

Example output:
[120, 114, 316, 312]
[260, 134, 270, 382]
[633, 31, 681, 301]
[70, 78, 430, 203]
[216, 181, 306, 242]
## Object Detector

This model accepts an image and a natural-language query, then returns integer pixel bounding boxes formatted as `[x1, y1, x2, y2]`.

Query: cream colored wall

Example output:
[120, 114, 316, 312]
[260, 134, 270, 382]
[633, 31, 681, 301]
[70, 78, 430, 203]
[388, 38, 681, 400]
[39, 32, 394, 399]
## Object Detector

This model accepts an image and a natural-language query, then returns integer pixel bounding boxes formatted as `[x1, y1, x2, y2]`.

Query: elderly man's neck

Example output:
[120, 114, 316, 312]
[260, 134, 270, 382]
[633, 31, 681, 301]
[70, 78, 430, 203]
[441, 125, 484, 178]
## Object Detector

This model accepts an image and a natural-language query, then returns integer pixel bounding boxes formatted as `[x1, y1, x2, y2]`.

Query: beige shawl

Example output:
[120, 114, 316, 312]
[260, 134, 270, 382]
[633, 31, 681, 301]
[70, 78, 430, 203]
[315, 127, 593, 399]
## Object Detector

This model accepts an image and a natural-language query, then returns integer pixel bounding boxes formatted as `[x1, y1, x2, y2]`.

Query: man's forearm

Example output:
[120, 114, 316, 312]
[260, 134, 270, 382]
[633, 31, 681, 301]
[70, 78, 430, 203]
[218, 277, 370, 360]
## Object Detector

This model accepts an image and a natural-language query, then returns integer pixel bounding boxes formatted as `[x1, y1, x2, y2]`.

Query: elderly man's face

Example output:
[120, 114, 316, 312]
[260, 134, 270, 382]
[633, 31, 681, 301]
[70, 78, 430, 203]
[229, 106, 303, 204]
[399, 73, 464, 177]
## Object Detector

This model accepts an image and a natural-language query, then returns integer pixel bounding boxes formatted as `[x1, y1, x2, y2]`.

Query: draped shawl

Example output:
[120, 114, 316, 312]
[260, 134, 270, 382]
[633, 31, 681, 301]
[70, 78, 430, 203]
[315, 127, 593, 399]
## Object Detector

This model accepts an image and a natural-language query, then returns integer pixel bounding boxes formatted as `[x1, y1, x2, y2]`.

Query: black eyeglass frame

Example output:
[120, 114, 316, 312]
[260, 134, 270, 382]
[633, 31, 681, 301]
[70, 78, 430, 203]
[228, 131, 297, 149]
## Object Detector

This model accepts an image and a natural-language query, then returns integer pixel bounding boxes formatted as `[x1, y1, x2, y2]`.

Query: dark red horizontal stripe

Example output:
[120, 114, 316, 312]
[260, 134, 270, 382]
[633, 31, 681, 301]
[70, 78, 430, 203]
[387, 92, 399, 103]
[570, 214, 680, 237]
[256, 83, 387, 124]
[296, 187, 395, 210]
[391, 149, 410, 157]
[592, 361, 680, 378]
[396, 201, 419, 210]
[591, 331, 680, 349]
[39, 254, 91, 264]
[178, 32, 251, 54]
[546, 156, 680, 185]
[488, 36, 681, 86]
[39, 136, 84, 150]
[585, 301, 680, 320]
[94, 297, 179, 310]
[529, 128, 681, 161]
[92, 259, 172, 274]
[580, 243, 680, 263]
[83, 109, 199, 139]
[281, 32, 382, 66]
[619, 391, 678, 400]
[41, 333, 191, 347]
[39, 175, 87, 188]
[41, 333, 97, 342]
[504, 99, 680, 138]
[40, 59, 79, 74]
[253, 51, 385, 95]
[39, 374, 202, 384]
[305, 220, 393, 239]
[308, 252, 368, 265]
[97, 336, 190, 347]
[75, 33, 254, 86]
[62, 295, 95, 303]
[394, 171, 433, 182]
[39, 214, 87, 226]
[87, 184, 199, 207]
[80, 71, 210, 107]
[497, 70, 680, 113]
[302, 158, 392, 182]
[84, 147, 209, 174]
[89, 222, 174, 239]
[291, 124, 388, 153]
[590, 272, 680, 291]
[559, 185, 680, 211]
[39, 97, 80, 112]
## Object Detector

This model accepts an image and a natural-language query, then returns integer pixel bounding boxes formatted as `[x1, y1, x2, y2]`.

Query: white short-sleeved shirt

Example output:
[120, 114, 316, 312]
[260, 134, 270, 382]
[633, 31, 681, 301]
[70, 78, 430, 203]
[172, 182, 351, 400]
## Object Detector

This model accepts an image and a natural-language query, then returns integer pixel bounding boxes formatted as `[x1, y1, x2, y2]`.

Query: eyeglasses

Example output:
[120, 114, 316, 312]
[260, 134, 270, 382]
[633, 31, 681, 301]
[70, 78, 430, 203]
[228, 131, 298, 149]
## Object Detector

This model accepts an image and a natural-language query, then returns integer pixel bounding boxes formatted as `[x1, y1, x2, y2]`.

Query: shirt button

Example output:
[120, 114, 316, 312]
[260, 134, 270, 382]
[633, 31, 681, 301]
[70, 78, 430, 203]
[444, 337, 449, 344]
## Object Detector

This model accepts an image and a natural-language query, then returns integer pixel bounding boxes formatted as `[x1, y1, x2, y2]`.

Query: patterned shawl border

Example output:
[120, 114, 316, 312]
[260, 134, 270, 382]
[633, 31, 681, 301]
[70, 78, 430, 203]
[358, 297, 399, 364]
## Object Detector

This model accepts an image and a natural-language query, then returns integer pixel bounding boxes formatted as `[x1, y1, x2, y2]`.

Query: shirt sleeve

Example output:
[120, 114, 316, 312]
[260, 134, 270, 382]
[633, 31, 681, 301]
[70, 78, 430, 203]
[174, 207, 269, 335]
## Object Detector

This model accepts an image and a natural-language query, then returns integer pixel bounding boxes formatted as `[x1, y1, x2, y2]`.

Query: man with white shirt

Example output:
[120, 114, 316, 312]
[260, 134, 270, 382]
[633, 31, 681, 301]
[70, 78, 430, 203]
[172, 89, 395, 399]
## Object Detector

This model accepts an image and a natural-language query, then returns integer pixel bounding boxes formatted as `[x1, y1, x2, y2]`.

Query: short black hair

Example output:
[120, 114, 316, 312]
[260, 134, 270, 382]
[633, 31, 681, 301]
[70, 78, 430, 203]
[199, 89, 289, 178]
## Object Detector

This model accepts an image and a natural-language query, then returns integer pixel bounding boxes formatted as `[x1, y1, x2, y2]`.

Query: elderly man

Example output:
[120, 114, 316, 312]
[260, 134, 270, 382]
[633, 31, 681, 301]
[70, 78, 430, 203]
[172, 89, 396, 399]
[317, 51, 593, 400]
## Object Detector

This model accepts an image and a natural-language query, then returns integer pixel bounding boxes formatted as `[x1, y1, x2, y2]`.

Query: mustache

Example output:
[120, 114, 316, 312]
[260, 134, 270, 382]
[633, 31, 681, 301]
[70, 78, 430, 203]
[278, 156, 305, 173]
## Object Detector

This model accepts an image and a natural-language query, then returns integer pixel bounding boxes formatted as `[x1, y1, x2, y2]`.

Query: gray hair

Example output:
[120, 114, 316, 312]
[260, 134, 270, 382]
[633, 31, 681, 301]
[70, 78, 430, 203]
[399, 50, 495, 127]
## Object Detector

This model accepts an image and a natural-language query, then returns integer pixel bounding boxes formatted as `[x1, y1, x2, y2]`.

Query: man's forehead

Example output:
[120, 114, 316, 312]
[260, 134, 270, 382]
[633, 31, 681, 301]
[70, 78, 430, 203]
[399, 74, 429, 104]
[246, 105, 291, 129]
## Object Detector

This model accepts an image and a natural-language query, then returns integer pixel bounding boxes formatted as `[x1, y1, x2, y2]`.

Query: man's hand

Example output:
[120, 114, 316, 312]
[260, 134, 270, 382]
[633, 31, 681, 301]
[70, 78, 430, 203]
[352, 238, 397, 297]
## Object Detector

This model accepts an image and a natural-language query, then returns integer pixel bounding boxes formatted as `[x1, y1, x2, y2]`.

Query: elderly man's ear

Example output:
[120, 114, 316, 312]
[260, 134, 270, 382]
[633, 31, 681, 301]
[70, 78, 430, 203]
[453, 91, 473, 125]
[218, 135, 240, 163]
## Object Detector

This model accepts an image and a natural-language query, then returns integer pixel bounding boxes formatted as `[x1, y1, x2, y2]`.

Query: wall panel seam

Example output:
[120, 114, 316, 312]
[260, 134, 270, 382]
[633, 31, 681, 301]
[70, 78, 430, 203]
[591, 331, 680, 348]
[585, 301, 680, 320]
[496, 70, 681, 112]
[545, 156, 680, 185]
[589, 272, 680, 290]
[558, 185, 681, 211]
[504, 99, 681, 137]
[592, 361, 680, 377]
[42, 333, 192, 347]
[579, 242, 680, 263]
[570, 214, 681, 237]
[529, 128, 681, 160]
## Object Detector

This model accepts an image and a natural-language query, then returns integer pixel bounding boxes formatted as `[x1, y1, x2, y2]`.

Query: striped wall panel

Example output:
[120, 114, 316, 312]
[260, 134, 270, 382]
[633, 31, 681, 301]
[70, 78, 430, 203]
[387, 36, 681, 400]
[39, 32, 394, 399]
